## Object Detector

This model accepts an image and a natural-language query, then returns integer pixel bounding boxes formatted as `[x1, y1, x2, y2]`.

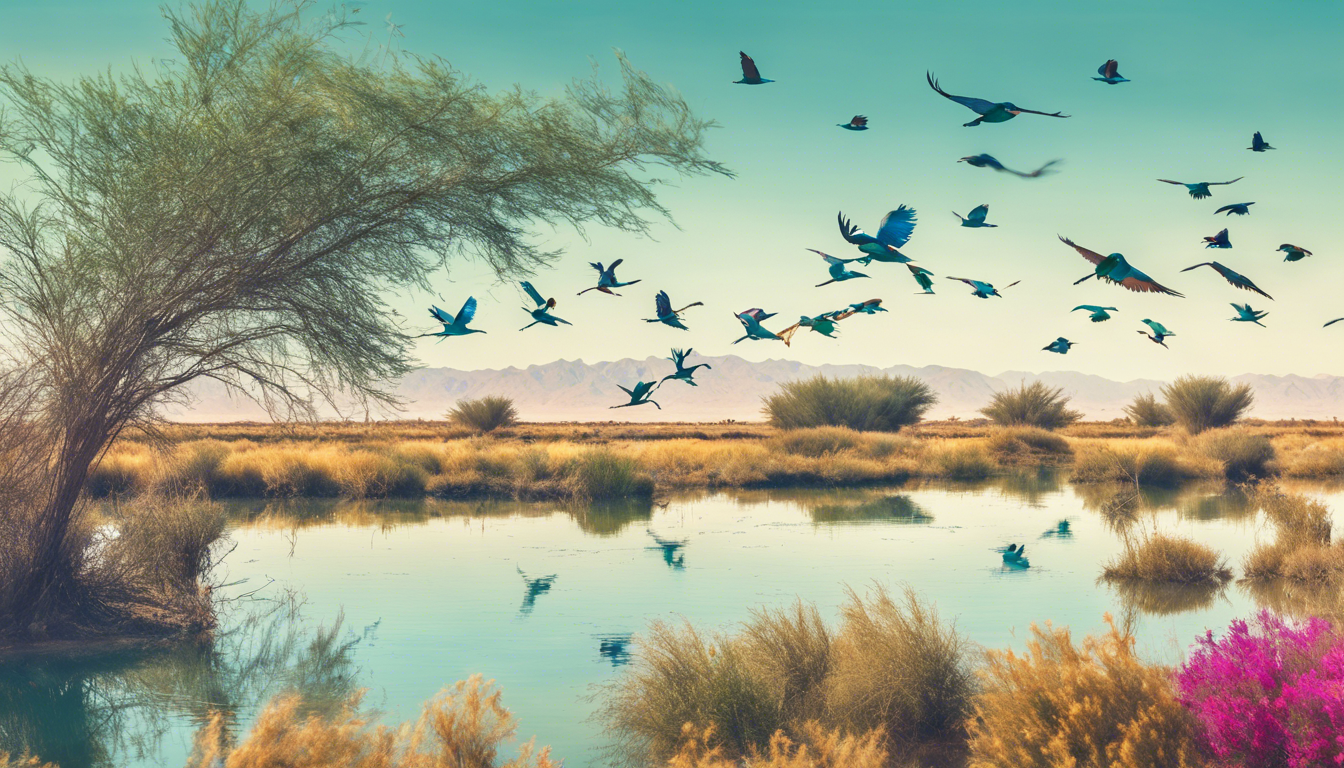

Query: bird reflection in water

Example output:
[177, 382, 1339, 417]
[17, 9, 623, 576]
[517, 566, 557, 614]
[597, 633, 634, 666]
[648, 531, 688, 569]
[1040, 519, 1073, 539]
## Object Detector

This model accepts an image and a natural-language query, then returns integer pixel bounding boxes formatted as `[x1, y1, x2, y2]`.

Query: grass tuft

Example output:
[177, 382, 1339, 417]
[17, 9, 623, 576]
[1102, 532, 1233, 584]
[763, 375, 936, 432]
[1188, 429, 1275, 481]
[1161, 375, 1254, 434]
[986, 427, 1072, 463]
[447, 396, 519, 433]
[979, 381, 1081, 431]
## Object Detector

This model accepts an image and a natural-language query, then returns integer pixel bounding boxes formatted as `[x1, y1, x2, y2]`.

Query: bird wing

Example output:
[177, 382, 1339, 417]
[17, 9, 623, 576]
[740, 308, 773, 322]
[1208, 177, 1244, 186]
[633, 381, 655, 399]
[521, 281, 545, 307]
[429, 304, 455, 324]
[1118, 273, 1184, 297]
[1144, 320, 1172, 334]
[968, 204, 989, 223]
[655, 290, 672, 317]
[837, 212, 877, 246]
[589, 261, 605, 274]
[616, 384, 634, 397]
[926, 72, 996, 114]
[1002, 281, 1021, 290]
[1229, 274, 1273, 300]
[456, 296, 478, 325]
[1012, 107, 1070, 118]
[945, 277, 976, 287]
[1100, 59, 1119, 78]
[669, 348, 687, 366]
[907, 264, 933, 276]
[608, 258, 624, 276]
[1058, 235, 1106, 266]
[876, 206, 917, 247]
[740, 51, 762, 80]
[1156, 179, 1187, 186]
[810, 249, 844, 266]
[1325, 318, 1344, 328]
[1213, 204, 1236, 214]
[850, 115, 868, 127]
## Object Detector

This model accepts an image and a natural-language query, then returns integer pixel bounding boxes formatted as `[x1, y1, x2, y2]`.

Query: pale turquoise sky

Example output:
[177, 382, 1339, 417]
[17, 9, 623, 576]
[4, 0, 1342, 380]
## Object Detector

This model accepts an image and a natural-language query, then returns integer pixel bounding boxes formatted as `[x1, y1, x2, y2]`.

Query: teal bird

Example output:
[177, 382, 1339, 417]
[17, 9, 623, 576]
[1278, 244, 1313, 262]
[733, 51, 773, 85]
[1138, 319, 1175, 348]
[838, 115, 869, 131]
[519, 282, 572, 331]
[907, 264, 936, 294]
[837, 207, 917, 264]
[836, 298, 886, 316]
[947, 276, 1019, 298]
[1156, 177, 1243, 200]
[661, 348, 711, 386]
[779, 313, 844, 346]
[1072, 305, 1117, 322]
[953, 204, 997, 228]
[644, 290, 704, 330]
[1248, 131, 1275, 152]
[927, 72, 1069, 126]
[733, 308, 782, 344]
[1043, 337, 1075, 354]
[611, 380, 661, 410]
[1202, 228, 1232, 249]
[810, 249, 870, 287]
[1092, 59, 1128, 84]
[1060, 237, 1184, 296]
[1181, 262, 1273, 300]
[418, 297, 485, 340]
[958, 154, 1058, 178]
[1001, 543, 1030, 567]
[1230, 303, 1268, 327]
[1215, 202, 1254, 216]
[578, 259, 641, 296]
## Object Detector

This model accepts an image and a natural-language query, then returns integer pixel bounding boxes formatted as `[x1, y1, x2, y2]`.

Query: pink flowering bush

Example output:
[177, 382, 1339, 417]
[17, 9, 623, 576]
[1174, 611, 1344, 767]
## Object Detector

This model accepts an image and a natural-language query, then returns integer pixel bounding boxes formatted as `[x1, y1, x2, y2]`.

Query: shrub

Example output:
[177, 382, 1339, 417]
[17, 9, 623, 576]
[1188, 429, 1275, 481]
[979, 381, 1082, 430]
[1174, 612, 1344, 768]
[447, 396, 519, 433]
[966, 616, 1200, 768]
[763, 375, 936, 432]
[1123, 392, 1175, 427]
[986, 427, 1072, 462]
[1161, 375, 1254, 434]
[569, 449, 654, 501]
[1102, 532, 1233, 584]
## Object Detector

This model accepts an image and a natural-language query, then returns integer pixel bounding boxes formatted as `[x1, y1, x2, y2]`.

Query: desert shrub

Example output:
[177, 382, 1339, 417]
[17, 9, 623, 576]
[763, 375, 936, 432]
[986, 426, 1072, 462]
[966, 616, 1200, 768]
[1161, 375, 1254, 434]
[1188, 429, 1275, 481]
[1123, 392, 1175, 427]
[1069, 443, 1198, 487]
[979, 381, 1081, 430]
[668, 724, 887, 768]
[569, 449, 654, 501]
[769, 427, 863, 458]
[447, 396, 519, 433]
[1175, 612, 1344, 768]
[1102, 532, 1232, 584]
[923, 443, 995, 480]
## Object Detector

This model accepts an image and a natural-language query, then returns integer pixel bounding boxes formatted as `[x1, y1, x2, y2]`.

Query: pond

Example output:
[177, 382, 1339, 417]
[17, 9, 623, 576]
[2, 474, 1337, 767]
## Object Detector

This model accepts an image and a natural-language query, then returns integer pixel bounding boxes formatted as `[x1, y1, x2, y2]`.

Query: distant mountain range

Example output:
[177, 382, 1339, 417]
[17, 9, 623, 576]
[166, 356, 1344, 423]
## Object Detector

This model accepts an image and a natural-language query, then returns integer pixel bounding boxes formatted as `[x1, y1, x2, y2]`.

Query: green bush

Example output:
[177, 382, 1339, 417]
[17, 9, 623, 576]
[446, 395, 519, 432]
[1122, 392, 1175, 427]
[1161, 375, 1254, 434]
[979, 381, 1081, 430]
[763, 375, 936, 432]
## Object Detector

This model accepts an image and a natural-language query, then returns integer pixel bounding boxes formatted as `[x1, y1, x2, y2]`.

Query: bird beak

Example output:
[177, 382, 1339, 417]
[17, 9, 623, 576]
[957, 157, 969, 163]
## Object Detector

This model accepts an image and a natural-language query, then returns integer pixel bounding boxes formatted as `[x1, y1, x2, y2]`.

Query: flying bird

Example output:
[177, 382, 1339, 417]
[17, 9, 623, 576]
[1093, 59, 1128, 84]
[907, 264, 936, 294]
[810, 249, 869, 287]
[1248, 131, 1275, 152]
[611, 380, 661, 410]
[1138, 319, 1175, 348]
[1229, 303, 1268, 327]
[838, 115, 869, 131]
[1277, 244, 1313, 262]
[1072, 305, 1117, 322]
[1043, 337, 1075, 354]
[953, 204, 997, 228]
[1215, 202, 1254, 216]
[519, 281, 572, 331]
[779, 313, 844, 346]
[578, 259, 641, 296]
[926, 72, 1069, 126]
[946, 276, 1019, 298]
[1059, 236, 1184, 296]
[835, 298, 886, 317]
[958, 154, 1058, 178]
[644, 290, 703, 330]
[734, 51, 772, 84]
[419, 297, 485, 340]
[661, 348, 711, 386]
[1202, 228, 1232, 249]
[1156, 177, 1243, 200]
[1180, 262, 1273, 300]
[837, 207, 917, 264]
[733, 308, 782, 344]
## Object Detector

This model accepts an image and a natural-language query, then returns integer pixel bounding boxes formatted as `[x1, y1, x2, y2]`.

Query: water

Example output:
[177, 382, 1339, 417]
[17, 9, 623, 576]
[2, 474, 1337, 767]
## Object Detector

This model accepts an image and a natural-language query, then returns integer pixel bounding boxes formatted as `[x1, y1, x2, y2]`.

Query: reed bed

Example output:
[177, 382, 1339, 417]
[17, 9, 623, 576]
[1102, 532, 1233, 585]
[1242, 484, 1344, 582]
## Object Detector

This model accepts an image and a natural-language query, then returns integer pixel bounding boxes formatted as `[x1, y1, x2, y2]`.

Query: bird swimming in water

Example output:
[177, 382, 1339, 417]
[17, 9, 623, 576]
[1072, 305, 1118, 322]
[907, 264, 936, 294]
[1138, 319, 1175, 348]
[1202, 228, 1232, 249]
[1059, 237, 1184, 296]
[611, 380, 661, 410]
[419, 297, 485, 340]
[1156, 177, 1243, 200]
[953, 204, 997, 228]
[838, 115, 869, 131]
[1248, 131, 1275, 152]
[1277, 244, 1313, 262]
[810, 249, 869, 286]
[958, 154, 1059, 178]
[661, 348, 711, 386]
[835, 298, 886, 317]
[645, 290, 703, 330]
[1229, 303, 1268, 327]
[1043, 337, 1075, 354]
[733, 51, 772, 84]
[947, 276, 1019, 298]
[578, 259, 641, 296]
[733, 308, 783, 343]
[1092, 59, 1128, 84]
[1001, 543, 1029, 567]
[837, 207, 917, 264]
[1215, 202, 1254, 216]
[519, 281, 573, 331]
[926, 72, 1070, 126]
[1181, 262, 1273, 300]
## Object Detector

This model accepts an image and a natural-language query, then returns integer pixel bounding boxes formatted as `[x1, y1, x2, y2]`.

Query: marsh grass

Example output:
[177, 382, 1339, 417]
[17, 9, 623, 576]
[924, 442, 995, 480]
[668, 724, 888, 768]
[986, 427, 1072, 464]
[1123, 392, 1175, 427]
[1102, 532, 1233, 584]
[448, 396, 520, 433]
[1069, 441, 1208, 487]
[1162, 375, 1255, 434]
[1187, 429, 1275, 481]
[1243, 485, 1343, 583]
[570, 450, 655, 501]
[980, 381, 1082, 430]
[763, 375, 936, 432]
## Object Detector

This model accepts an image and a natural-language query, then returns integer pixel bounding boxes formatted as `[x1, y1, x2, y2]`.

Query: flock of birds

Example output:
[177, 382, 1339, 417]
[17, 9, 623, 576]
[419, 53, 1322, 412]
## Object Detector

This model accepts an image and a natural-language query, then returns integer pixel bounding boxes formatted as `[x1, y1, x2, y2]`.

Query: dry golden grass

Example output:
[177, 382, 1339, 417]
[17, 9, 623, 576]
[1242, 484, 1342, 584]
[1102, 532, 1233, 585]
[0, 755, 55, 768]
[1069, 440, 1215, 487]
[668, 724, 889, 768]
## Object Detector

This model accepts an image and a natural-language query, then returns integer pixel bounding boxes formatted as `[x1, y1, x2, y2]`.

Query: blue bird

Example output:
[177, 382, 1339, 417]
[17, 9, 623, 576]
[519, 282, 572, 331]
[947, 276, 1019, 298]
[1230, 303, 1268, 327]
[958, 154, 1058, 178]
[953, 204, 997, 228]
[1180, 262, 1273, 300]
[1157, 177, 1243, 200]
[1278, 244, 1313, 262]
[644, 290, 703, 330]
[1043, 337, 1075, 354]
[1093, 59, 1129, 84]
[1072, 305, 1118, 322]
[838, 115, 869, 131]
[1248, 131, 1275, 152]
[1000, 543, 1030, 567]
[810, 249, 869, 287]
[927, 72, 1070, 126]
[662, 348, 711, 386]
[1138, 319, 1175, 348]
[837, 207, 918, 264]
[908, 264, 936, 294]
[1202, 228, 1232, 249]
[836, 298, 886, 316]
[733, 308, 783, 344]
[578, 259, 641, 296]
[1060, 237, 1184, 296]
[1215, 202, 1254, 216]
[418, 297, 485, 340]
[612, 380, 661, 410]
[733, 51, 773, 85]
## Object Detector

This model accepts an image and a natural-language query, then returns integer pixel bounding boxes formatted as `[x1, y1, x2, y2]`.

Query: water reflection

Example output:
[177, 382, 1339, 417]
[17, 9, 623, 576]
[647, 532, 688, 569]
[1238, 578, 1344, 622]
[807, 494, 932, 525]
[596, 634, 634, 666]
[1107, 580, 1229, 618]
[1040, 519, 1073, 539]
[517, 568, 558, 615]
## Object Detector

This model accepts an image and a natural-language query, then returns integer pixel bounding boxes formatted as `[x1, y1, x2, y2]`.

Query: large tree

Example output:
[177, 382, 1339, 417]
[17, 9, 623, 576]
[0, 0, 729, 635]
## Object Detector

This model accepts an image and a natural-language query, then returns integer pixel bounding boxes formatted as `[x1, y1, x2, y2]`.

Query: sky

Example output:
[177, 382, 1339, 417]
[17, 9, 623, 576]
[3, 0, 1343, 382]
